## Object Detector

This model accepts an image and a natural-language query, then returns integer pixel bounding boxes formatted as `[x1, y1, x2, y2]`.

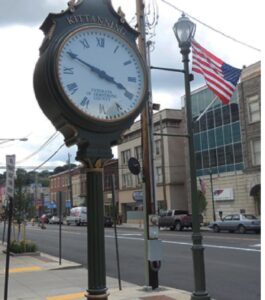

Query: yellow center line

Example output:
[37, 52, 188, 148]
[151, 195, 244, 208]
[46, 292, 85, 300]
[9, 266, 43, 273]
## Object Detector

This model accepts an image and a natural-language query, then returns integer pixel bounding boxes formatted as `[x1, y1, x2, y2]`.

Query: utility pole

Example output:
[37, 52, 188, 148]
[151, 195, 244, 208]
[68, 153, 73, 209]
[136, 0, 159, 289]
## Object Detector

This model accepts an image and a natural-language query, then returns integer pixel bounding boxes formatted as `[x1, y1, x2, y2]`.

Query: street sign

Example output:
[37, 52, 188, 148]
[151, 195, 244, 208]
[132, 190, 143, 202]
[128, 157, 141, 175]
[5, 155, 16, 198]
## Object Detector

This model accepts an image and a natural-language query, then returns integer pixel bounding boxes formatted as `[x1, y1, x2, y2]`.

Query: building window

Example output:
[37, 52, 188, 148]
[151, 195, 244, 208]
[217, 147, 225, 166]
[222, 105, 231, 124]
[209, 149, 217, 167]
[122, 173, 133, 188]
[155, 140, 161, 156]
[232, 122, 241, 142]
[231, 103, 239, 122]
[134, 145, 142, 160]
[202, 151, 209, 168]
[214, 108, 222, 127]
[206, 110, 214, 129]
[248, 95, 260, 123]
[234, 143, 243, 163]
[156, 167, 163, 183]
[121, 149, 131, 165]
[225, 145, 234, 165]
[251, 139, 260, 166]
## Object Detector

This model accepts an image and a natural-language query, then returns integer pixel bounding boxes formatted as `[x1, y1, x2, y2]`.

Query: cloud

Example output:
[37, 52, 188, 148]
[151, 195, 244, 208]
[0, 0, 67, 26]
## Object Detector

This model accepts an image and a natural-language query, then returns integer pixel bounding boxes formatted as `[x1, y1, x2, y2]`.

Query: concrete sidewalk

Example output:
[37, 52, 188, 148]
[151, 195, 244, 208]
[0, 243, 191, 300]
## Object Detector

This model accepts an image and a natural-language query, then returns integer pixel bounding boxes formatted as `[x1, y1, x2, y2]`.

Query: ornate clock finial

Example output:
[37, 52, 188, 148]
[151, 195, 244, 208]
[117, 6, 126, 23]
[68, 0, 76, 12]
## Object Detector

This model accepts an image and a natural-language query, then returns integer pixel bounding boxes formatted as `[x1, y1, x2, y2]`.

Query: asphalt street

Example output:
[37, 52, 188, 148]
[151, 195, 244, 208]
[0, 223, 260, 300]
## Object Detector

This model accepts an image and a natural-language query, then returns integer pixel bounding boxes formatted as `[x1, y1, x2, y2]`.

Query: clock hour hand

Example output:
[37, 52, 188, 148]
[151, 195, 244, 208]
[67, 51, 133, 99]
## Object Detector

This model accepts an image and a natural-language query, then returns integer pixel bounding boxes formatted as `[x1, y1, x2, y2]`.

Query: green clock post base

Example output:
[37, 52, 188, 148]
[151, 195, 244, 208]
[77, 143, 112, 300]
[85, 166, 108, 300]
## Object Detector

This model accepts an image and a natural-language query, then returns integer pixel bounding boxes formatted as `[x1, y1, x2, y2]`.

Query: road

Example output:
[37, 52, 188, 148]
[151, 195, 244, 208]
[0, 223, 260, 300]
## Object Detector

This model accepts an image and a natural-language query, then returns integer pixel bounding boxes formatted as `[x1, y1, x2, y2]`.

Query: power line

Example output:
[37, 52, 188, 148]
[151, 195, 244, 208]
[160, 0, 261, 52]
[31, 143, 65, 172]
[17, 131, 59, 164]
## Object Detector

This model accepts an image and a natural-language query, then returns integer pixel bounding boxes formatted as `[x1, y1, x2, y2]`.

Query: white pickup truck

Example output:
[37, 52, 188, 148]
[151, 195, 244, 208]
[66, 206, 87, 226]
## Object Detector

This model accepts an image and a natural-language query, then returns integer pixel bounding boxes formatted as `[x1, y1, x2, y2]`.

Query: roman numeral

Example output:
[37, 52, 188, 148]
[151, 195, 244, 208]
[63, 67, 74, 75]
[67, 82, 78, 95]
[128, 77, 136, 82]
[96, 38, 105, 48]
[124, 91, 134, 100]
[80, 38, 90, 48]
[80, 96, 89, 108]
[113, 46, 119, 53]
[124, 60, 132, 66]
[99, 104, 106, 114]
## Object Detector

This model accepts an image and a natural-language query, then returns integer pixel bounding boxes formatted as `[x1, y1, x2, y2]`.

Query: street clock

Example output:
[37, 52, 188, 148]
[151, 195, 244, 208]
[33, 0, 148, 156]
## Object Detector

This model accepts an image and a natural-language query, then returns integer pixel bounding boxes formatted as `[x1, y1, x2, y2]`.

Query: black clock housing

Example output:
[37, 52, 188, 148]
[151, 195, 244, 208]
[33, 0, 148, 149]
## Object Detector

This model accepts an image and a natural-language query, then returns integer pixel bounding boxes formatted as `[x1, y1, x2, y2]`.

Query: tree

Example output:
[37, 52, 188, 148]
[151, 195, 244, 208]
[13, 169, 35, 240]
[197, 190, 207, 214]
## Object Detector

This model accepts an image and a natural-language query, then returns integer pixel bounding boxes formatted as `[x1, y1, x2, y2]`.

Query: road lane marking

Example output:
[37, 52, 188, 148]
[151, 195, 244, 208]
[105, 235, 261, 253]
[119, 233, 142, 236]
[46, 292, 85, 300]
[9, 266, 43, 273]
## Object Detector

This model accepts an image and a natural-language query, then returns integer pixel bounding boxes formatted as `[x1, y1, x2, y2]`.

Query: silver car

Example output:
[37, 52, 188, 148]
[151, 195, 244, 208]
[209, 214, 260, 234]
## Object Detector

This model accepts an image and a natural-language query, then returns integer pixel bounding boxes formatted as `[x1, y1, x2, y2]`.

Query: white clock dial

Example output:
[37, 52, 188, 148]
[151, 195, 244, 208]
[56, 26, 147, 121]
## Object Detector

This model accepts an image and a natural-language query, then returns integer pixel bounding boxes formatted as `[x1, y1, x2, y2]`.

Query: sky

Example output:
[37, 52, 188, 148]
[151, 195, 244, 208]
[0, 0, 262, 173]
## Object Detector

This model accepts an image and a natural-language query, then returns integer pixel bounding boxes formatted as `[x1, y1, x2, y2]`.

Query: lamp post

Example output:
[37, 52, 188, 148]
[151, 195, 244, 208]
[173, 14, 211, 300]
[209, 170, 216, 221]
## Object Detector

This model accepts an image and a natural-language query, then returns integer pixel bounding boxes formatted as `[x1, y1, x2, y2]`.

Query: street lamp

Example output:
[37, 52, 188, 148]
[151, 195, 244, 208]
[209, 170, 216, 221]
[173, 14, 211, 300]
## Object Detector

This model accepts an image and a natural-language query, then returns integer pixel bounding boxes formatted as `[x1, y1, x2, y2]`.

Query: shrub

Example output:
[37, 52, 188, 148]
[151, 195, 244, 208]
[10, 240, 37, 253]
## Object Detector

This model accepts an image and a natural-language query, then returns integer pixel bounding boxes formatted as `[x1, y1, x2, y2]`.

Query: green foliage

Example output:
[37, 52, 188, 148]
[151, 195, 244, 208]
[10, 240, 37, 253]
[197, 190, 207, 214]
[53, 163, 76, 174]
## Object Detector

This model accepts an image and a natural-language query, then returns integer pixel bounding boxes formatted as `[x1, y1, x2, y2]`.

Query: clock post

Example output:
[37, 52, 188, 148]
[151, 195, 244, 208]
[76, 144, 112, 299]
[33, 0, 148, 299]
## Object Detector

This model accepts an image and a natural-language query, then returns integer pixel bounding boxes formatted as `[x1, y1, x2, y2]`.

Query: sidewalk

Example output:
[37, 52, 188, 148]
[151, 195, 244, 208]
[0, 243, 191, 300]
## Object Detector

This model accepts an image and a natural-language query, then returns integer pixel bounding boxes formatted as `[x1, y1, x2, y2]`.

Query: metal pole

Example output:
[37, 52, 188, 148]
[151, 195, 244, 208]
[68, 153, 73, 209]
[159, 115, 167, 210]
[2, 208, 7, 244]
[86, 166, 108, 299]
[58, 191, 62, 265]
[209, 171, 216, 221]
[180, 47, 211, 300]
[111, 174, 122, 291]
[136, 0, 159, 289]
[4, 196, 13, 300]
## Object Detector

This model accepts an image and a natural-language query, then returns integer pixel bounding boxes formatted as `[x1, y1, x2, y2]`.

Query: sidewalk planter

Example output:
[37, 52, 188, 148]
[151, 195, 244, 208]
[8, 240, 39, 256]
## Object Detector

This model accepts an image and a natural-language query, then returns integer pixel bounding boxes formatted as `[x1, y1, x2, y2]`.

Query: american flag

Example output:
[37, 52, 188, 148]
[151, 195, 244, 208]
[191, 39, 242, 105]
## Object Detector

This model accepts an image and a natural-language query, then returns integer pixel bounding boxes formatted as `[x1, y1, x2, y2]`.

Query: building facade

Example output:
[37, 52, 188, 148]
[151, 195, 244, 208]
[117, 109, 188, 223]
[49, 160, 119, 216]
[190, 61, 261, 221]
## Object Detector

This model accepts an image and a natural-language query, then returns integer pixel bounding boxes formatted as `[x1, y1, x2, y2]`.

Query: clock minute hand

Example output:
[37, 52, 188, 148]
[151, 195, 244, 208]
[67, 51, 132, 98]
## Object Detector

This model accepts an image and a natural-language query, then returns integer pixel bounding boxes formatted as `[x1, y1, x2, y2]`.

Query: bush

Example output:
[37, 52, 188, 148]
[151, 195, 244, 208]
[10, 240, 37, 253]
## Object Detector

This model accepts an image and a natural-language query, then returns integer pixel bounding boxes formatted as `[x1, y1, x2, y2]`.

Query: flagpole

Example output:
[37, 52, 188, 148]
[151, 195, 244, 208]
[195, 95, 218, 123]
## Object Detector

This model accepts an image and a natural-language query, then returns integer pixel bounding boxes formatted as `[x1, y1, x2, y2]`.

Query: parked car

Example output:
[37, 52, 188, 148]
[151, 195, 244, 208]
[208, 213, 260, 234]
[104, 216, 113, 227]
[49, 216, 62, 224]
[158, 209, 203, 231]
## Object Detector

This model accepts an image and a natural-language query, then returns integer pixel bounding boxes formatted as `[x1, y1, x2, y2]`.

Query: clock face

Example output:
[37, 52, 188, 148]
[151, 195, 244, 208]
[56, 26, 147, 122]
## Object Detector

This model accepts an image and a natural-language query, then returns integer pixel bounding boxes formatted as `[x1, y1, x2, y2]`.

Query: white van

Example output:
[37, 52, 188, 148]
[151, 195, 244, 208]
[66, 206, 87, 226]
